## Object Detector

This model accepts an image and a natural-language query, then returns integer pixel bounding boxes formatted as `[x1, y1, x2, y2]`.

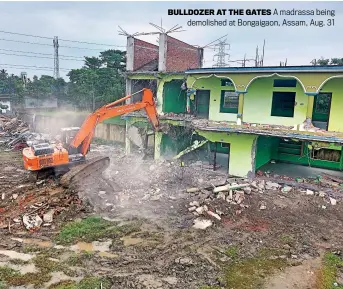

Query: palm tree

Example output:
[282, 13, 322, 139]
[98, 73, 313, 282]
[0, 69, 7, 80]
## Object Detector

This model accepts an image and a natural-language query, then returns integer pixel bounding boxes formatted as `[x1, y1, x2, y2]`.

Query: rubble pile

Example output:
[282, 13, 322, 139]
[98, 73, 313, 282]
[187, 178, 340, 229]
[0, 178, 85, 232]
[0, 115, 52, 150]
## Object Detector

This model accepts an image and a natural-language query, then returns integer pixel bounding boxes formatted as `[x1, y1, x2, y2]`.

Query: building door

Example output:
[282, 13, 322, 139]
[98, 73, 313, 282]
[312, 93, 332, 130]
[196, 90, 210, 119]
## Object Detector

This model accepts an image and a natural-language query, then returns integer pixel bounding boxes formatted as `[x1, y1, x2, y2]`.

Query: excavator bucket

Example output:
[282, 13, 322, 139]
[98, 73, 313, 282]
[60, 156, 110, 188]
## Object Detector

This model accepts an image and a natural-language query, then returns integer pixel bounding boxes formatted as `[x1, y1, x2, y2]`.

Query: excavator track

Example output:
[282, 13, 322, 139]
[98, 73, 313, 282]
[60, 156, 110, 188]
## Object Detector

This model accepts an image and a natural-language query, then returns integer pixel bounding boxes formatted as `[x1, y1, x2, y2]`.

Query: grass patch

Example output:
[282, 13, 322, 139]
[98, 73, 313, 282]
[279, 234, 295, 246]
[9, 259, 30, 265]
[55, 216, 140, 245]
[66, 252, 94, 266]
[0, 266, 50, 288]
[49, 277, 112, 289]
[22, 245, 45, 253]
[224, 256, 287, 289]
[316, 252, 343, 289]
[225, 246, 239, 260]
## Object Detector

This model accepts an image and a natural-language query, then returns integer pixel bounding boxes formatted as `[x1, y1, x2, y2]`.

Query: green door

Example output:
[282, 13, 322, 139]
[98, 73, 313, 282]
[196, 90, 210, 119]
[162, 80, 187, 113]
[312, 93, 332, 130]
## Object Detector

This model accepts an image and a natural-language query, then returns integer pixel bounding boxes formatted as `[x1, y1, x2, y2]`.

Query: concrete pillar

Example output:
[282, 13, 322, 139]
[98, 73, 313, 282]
[154, 131, 163, 160]
[126, 36, 134, 71]
[237, 92, 245, 124]
[306, 94, 315, 119]
[158, 33, 167, 72]
[125, 122, 132, 155]
[125, 78, 132, 105]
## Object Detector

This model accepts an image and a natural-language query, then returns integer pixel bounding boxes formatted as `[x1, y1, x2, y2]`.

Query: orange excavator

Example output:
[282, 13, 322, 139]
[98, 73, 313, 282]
[22, 88, 159, 185]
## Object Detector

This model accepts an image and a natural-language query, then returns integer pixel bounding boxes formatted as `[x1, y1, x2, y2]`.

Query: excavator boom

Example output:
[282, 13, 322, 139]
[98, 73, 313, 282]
[22, 88, 160, 178]
[71, 88, 159, 156]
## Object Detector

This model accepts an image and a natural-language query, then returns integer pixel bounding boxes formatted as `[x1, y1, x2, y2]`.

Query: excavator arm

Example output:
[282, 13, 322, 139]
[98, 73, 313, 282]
[70, 88, 159, 156]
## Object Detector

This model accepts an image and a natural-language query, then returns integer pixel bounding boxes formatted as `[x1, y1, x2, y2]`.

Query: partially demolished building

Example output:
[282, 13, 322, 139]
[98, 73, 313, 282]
[123, 34, 343, 178]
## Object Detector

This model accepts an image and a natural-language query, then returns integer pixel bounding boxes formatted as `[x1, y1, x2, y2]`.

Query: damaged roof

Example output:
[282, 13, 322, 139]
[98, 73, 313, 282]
[185, 65, 343, 74]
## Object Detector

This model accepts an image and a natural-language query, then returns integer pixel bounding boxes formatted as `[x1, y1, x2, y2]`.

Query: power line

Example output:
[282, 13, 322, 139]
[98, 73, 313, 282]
[0, 51, 84, 61]
[0, 63, 72, 71]
[0, 38, 118, 51]
[0, 30, 126, 47]
[0, 48, 84, 59]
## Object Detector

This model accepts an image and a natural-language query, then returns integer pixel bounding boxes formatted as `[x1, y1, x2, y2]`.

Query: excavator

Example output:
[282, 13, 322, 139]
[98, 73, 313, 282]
[22, 88, 159, 186]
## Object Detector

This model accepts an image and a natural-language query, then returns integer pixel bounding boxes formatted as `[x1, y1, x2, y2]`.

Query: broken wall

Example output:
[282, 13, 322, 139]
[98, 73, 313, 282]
[165, 36, 202, 72]
[196, 131, 257, 178]
[162, 80, 187, 113]
[133, 38, 159, 71]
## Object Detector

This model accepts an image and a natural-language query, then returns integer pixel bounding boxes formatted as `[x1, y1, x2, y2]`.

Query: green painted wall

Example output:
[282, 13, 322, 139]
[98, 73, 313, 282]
[157, 74, 185, 114]
[162, 80, 186, 113]
[161, 127, 193, 157]
[255, 136, 343, 171]
[255, 136, 279, 169]
[277, 141, 343, 170]
[196, 130, 257, 177]
[321, 78, 343, 132]
[243, 77, 308, 126]
[187, 76, 237, 122]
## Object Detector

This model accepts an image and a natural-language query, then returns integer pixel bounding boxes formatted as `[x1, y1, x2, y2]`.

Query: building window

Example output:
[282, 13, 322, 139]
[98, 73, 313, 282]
[220, 90, 239, 113]
[221, 142, 229, 148]
[271, 92, 296, 117]
[221, 79, 234, 87]
[273, 79, 297, 88]
[312, 148, 341, 162]
[315, 93, 331, 114]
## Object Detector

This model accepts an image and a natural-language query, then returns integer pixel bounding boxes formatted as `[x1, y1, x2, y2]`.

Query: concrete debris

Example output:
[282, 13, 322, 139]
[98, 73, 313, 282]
[1, 193, 5, 200]
[186, 187, 201, 193]
[306, 189, 314, 196]
[22, 214, 43, 231]
[173, 140, 208, 160]
[259, 202, 267, 210]
[330, 197, 337, 206]
[213, 183, 250, 193]
[175, 257, 193, 265]
[36, 180, 45, 185]
[43, 209, 55, 223]
[12, 194, 18, 200]
[282, 186, 292, 193]
[266, 181, 281, 190]
[195, 206, 205, 215]
[243, 187, 252, 194]
[192, 218, 213, 230]
[189, 201, 200, 207]
[321, 205, 327, 209]
[188, 206, 197, 212]
[217, 191, 226, 200]
[207, 211, 221, 221]
[319, 191, 326, 198]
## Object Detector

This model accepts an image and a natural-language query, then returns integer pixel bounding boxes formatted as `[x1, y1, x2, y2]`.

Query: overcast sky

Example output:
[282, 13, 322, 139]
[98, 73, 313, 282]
[0, 1, 341, 79]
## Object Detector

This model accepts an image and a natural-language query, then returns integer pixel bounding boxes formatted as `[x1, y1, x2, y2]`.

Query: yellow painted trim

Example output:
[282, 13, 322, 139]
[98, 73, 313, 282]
[238, 93, 244, 115]
[306, 95, 315, 118]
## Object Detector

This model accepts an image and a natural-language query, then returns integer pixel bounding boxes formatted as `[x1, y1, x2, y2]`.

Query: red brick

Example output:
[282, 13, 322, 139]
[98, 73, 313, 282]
[165, 36, 202, 72]
[133, 39, 159, 71]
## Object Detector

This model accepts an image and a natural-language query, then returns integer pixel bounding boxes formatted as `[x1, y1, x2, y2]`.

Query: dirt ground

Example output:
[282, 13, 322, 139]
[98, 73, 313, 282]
[0, 143, 343, 289]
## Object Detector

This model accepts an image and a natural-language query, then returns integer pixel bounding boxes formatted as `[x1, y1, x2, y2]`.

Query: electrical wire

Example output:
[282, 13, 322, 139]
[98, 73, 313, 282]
[0, 52, 85, 61]
[0, 48, 84, 59]
[0, 30, 126, 48]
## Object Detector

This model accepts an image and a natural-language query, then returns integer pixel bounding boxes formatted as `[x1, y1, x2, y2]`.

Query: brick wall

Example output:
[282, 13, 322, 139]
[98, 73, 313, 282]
[165, 36, 202, 72]
[133, 39, 159, 71]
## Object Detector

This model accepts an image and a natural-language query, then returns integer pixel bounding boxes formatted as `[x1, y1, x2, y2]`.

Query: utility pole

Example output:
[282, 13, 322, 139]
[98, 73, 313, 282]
[53, 36, 59, 79]
[213, 39, 230, 67]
